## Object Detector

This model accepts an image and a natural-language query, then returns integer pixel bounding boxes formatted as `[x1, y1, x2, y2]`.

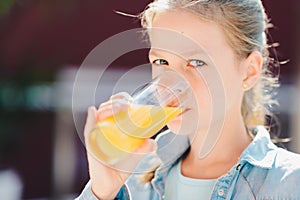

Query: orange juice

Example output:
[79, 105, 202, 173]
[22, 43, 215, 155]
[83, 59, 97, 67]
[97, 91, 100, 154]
[87, 104, 182, 164]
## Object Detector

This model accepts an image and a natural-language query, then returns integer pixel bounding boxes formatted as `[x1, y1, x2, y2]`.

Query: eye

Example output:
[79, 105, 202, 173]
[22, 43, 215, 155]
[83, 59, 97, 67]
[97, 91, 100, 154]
[152, 59, 169, 66]
[188, 59, 206, 68]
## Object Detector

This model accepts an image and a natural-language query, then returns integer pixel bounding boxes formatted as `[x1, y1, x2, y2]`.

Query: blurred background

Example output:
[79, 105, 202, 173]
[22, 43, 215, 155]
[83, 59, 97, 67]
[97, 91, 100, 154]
[0, 0, 299, 199]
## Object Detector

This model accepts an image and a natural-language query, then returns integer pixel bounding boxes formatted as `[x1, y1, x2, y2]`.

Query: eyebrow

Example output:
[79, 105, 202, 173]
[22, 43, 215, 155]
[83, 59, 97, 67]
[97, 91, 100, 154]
[183, 49, 209, 58]
[149, 49, 210, 59]
[149, 50, 165, 58]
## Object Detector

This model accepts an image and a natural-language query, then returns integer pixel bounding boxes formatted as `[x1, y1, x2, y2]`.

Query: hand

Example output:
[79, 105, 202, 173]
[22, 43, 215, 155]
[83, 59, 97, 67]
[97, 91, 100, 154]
[84, 92, 157, 199]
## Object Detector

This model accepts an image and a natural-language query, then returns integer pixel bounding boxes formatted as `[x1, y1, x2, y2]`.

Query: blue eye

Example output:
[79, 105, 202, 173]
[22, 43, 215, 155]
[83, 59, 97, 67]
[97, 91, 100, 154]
[188, 59, 206, 67]
[152, 59, 169, 66]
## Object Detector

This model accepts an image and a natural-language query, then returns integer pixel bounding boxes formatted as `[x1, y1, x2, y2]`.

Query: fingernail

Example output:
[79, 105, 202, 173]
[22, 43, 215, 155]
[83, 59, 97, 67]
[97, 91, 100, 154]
[128, 97, 134, 104]
[88, 106, 96, 114]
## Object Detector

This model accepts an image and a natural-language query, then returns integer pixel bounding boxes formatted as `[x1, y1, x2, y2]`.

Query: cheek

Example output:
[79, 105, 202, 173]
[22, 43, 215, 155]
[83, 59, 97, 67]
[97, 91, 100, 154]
[188, 75, 213, 129]
[188, 72, 211, 107]
[220, 66, 244, 110]
[212, 54, 244, 110]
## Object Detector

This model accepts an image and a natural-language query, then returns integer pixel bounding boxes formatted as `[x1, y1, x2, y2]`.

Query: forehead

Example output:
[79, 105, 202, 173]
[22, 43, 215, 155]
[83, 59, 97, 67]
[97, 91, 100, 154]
[149, 10, 231, 58]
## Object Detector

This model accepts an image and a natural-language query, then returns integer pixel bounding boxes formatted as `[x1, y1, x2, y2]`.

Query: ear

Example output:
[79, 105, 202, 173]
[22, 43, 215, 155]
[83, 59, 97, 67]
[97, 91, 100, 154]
[241, 51, 263, 91]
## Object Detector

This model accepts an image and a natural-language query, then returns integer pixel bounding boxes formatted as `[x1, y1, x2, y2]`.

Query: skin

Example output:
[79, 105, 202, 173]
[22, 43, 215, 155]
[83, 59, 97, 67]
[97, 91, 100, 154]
[84, 9, 263, 199]
[85, 93, 157, 199]
[149, 10, 262, 179]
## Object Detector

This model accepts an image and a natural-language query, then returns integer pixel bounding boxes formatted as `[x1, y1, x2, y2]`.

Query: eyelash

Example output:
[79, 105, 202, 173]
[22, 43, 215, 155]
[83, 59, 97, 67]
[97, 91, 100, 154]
[152, 59, 169, 66]
[152, 59, 206, 68]
[188, 59, 206, 68]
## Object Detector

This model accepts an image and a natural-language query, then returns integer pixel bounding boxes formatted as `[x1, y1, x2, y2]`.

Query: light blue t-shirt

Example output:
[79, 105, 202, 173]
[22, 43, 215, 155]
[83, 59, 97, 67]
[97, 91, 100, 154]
[165, 159, 217, 200]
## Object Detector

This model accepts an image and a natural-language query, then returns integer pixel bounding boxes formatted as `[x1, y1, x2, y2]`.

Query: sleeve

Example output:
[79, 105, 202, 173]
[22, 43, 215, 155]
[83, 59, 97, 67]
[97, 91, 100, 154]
[75, 180, 130, 200]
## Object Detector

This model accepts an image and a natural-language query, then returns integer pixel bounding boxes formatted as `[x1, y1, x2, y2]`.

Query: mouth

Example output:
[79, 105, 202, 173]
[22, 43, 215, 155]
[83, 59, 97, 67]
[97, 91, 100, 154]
[172, 107, 191, 119]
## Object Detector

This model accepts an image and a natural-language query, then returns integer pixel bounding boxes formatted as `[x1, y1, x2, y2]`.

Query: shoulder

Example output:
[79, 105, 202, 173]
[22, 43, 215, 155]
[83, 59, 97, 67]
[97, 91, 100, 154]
[259, 147, 300, 197]
[243, 147, 300, 198]
[272, 147, 300, 179]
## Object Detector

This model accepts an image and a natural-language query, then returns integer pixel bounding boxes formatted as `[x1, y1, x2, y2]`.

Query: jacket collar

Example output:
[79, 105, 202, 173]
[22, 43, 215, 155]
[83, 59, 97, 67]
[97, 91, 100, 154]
[239, 126, 278, 169]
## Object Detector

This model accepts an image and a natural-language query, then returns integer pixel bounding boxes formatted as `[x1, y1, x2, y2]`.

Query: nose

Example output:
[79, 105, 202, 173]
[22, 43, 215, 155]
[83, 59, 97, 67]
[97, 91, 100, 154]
[154, 70, 191, 109]
[165, 52, 187, 72]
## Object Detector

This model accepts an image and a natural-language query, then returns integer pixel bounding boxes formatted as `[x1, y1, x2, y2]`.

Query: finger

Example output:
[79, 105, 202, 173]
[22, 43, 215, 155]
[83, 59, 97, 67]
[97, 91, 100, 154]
[98, 92, 133, 109]
[98, 98, 130, 110]
[97, 99, 131, 121]
[96, 104, 119, 122]
[109, 92, 133, 103]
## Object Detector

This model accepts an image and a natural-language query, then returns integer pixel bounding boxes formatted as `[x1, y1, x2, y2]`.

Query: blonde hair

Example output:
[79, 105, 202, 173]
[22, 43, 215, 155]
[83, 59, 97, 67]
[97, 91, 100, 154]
[139, 0, 279, 128]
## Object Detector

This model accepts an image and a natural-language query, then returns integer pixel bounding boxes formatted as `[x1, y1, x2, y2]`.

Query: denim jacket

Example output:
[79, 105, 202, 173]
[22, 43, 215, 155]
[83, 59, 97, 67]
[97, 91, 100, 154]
[77, 126, 300, 200]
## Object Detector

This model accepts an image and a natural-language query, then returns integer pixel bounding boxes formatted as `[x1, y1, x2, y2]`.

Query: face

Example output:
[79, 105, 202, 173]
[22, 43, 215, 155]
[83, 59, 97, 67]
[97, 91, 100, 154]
[148, 10, 246, 135]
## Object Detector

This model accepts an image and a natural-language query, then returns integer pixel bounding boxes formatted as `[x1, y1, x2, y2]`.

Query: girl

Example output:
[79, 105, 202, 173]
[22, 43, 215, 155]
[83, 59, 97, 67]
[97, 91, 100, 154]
[77, 0, 300, 199]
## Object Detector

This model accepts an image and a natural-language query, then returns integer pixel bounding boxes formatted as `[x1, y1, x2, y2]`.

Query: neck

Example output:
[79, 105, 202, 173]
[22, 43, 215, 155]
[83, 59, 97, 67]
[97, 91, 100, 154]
[181, 113, 252, 179]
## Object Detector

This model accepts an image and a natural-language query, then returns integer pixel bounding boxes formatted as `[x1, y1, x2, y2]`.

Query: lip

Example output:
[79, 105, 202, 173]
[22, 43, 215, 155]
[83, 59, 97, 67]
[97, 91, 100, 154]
[172, 107, 191, 120]
[180, 107, 191, 115]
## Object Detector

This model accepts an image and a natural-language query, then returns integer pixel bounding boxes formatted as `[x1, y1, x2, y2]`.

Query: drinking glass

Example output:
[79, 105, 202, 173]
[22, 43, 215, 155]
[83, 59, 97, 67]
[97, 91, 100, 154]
[86, 71, 191, 166]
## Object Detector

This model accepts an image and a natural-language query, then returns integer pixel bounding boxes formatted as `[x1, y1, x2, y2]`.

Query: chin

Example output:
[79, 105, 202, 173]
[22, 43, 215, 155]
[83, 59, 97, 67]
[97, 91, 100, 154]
[166, 118, 180, 133]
